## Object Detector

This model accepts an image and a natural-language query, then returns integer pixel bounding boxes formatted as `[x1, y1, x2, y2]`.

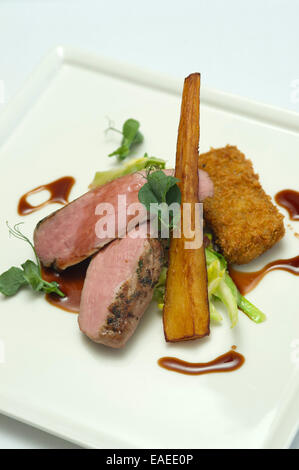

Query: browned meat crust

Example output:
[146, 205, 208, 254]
[198, 146, 285, 265]
[96, 238, 163, 347]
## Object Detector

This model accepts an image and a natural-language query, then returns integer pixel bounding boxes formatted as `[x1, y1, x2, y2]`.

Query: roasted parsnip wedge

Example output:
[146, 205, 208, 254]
[163, 73, 210, 342]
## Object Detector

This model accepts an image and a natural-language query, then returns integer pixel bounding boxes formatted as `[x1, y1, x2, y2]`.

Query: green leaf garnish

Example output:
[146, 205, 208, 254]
[0, 222, 65, 298]
[147, 171, 180, 204]
[107, 118, 144, 160]
[138, 183, 159, 208]
[22, 260, 44, 291]
[0, 267, 27, 296]
[138, 169, 181, 231]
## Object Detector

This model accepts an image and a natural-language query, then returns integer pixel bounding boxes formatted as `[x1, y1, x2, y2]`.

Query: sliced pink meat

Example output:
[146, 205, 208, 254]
[198, 169, 214, 201]
[34, 169, 213, 270]
[78, 231, 163, 348]
[34, 171, 147, 270]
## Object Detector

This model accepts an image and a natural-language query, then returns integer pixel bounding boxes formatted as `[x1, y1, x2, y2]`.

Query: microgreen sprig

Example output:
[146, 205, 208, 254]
[0, 222, 65, 298]
[106, 118, 144, 161]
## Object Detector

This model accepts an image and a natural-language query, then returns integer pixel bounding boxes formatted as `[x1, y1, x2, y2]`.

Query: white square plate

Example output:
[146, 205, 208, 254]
[0, 46, 298, 449]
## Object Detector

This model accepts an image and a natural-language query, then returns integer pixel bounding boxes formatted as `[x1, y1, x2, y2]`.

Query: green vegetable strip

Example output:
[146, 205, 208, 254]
[205, 246, 266, 324]
[209, 300, 223, 323]
[213, 276, 239, 328]
[237, 295, 266, 323]
[90, 154, 166, 188]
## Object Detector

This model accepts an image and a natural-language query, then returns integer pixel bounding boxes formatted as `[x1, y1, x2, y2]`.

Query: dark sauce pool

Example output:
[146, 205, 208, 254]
[41, 259, 90, 313]
[18, 176, 75, 215]
[229, 255, 299, 295]
[275, 189, 299, 221]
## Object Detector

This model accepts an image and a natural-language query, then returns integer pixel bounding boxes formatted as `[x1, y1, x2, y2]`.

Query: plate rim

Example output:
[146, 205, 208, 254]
[0, 45, 298, 449]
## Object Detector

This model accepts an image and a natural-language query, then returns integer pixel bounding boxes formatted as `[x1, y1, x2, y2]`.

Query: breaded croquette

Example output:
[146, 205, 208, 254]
[198, 146, 285, 265]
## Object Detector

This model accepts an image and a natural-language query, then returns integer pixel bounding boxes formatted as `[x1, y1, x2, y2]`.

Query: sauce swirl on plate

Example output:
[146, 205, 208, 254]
[275, 189, 299, 221]
[229, 256, 299, 295]
[158, 349, 245, 375]
[18, 176, 75, 215]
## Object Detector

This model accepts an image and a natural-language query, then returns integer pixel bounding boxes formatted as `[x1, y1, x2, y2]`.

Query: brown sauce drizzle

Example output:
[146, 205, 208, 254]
[229, 255, 299, 295]
[275, 189, 299, 221]
[18, 176, 75, 215]
[158, 349, 244, 375]
[41, 259, 90, 313]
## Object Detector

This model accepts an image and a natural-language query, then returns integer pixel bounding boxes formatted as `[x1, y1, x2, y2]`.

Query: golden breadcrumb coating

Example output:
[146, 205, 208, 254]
[199, 145, 285, 265]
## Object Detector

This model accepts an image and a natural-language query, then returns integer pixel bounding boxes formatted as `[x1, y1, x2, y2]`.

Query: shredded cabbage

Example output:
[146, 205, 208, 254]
[154, 241, 266, 327]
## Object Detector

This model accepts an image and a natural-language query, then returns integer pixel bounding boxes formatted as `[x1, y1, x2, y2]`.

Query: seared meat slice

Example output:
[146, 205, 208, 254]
[34, 171, 148, 270]
[34, 170, 213, 270]
[78, 232, 163, 348]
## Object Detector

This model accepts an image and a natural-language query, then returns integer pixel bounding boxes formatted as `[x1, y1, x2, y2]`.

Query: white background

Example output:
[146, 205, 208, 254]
[0, 0, 298, 449]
